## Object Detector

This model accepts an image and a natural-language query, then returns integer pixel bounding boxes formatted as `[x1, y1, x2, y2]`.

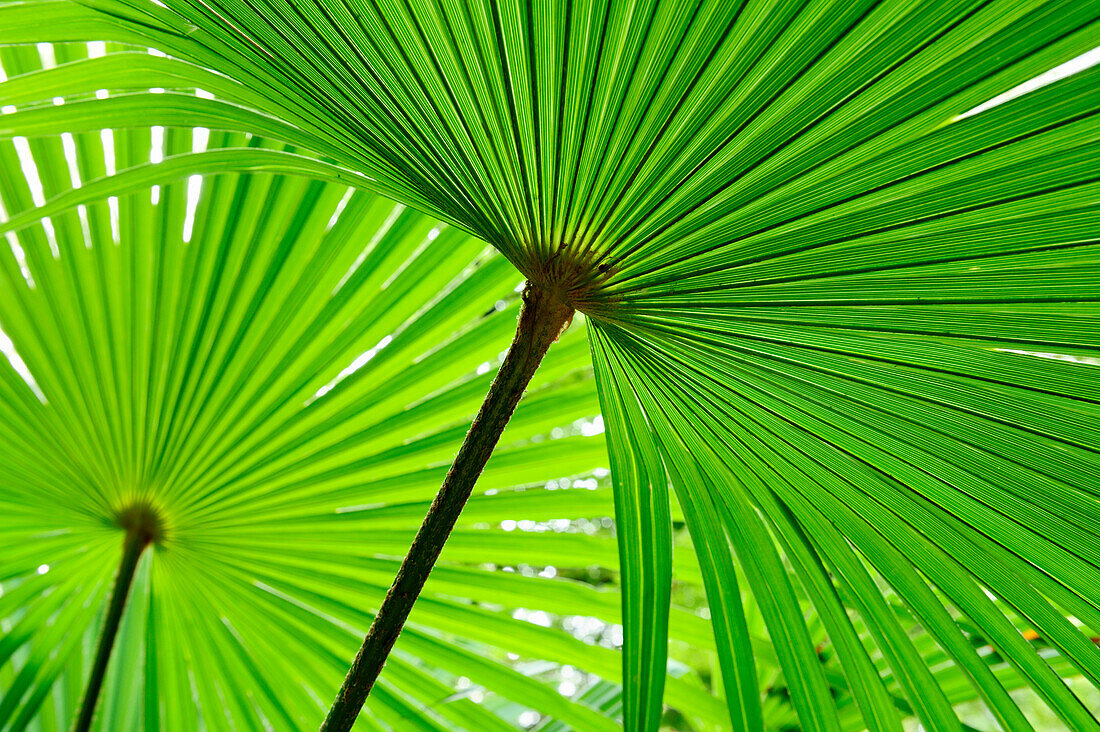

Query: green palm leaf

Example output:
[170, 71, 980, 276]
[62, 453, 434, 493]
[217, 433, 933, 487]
[3, 1, 1099, 730]
[0, 92, 712, 726]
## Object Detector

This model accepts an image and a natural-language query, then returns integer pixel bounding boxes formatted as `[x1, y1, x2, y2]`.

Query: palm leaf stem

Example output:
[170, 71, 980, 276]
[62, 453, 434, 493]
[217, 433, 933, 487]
[73, 505, 159, 732]
[321, 281, 574, 732]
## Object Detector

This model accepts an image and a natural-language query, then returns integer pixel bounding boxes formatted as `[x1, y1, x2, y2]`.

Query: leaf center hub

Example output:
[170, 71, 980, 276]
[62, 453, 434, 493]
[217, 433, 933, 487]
[114, 502, 164, 546]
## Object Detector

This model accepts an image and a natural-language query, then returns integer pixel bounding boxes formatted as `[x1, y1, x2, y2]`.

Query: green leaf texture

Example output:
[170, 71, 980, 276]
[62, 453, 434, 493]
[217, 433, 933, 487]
[0, 41, 697, 728]
[3, 1, 1099, 730]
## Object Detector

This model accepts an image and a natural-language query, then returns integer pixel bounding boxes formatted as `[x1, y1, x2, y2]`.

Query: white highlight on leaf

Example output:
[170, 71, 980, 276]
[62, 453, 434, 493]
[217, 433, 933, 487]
[956, 46, 1100, 120]
[150, 125, 167, 165]
[0, 199, 35, 287]
[183, 175, 203, 243]
[334, 502, 386, 514]
[150, 185, 161, 205]
[87, 42, 106, 59]
[996, 348, 1100, 366]
[610, 624, 624, 647]
[40, 216, 59, 258]
[108, 196, 120, 244]
[380, 222, 442, 290]
[77, 204, 92, 249]
[324, 187, 354, 231]
[333, 203, 404, 293]
[0, 325, 46, 402]
[580, 415, 605, 436]
[252, 581, 360, 635]
[192, 126, 210, 154]
[61, 133, 82, 188]
[36, 564, 49, 575]
[100, 128, 116, 176]
[150, 125, 165, 164]
[36, 43, 56, 70]
[8, 137, 55, 257]
[12, 137, 45, 207]
[309, 334, 394, 403]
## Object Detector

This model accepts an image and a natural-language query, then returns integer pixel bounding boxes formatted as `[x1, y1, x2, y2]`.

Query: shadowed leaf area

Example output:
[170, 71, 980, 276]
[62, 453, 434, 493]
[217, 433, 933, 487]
[1, 1, 1098, 730]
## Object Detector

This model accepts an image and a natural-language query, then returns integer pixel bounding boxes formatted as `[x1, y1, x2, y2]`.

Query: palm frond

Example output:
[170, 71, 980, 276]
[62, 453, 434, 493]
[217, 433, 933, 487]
[3, 2, 1098, 730]
[0, 61, 718, 723]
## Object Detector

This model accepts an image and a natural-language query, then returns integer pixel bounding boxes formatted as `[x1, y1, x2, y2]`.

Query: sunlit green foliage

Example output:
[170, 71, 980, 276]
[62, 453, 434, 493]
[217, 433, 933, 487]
[2, 1, 1098, 730]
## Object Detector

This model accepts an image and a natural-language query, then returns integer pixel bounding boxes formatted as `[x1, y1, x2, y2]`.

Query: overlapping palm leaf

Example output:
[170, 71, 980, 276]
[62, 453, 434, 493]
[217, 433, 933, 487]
[0, 42, 746, 725]
[2, 0, 1099, 730]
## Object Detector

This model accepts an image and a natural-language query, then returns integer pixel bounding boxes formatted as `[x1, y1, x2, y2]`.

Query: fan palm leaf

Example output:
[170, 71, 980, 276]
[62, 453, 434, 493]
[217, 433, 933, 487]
[0, 87, 742, 725]
[3, 1, 1099, 730]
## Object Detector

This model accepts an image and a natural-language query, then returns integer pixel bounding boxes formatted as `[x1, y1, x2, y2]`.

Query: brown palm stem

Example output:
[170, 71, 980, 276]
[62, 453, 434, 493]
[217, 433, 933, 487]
[73, 526, 151, 732]
[321, 282, 574, 732]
